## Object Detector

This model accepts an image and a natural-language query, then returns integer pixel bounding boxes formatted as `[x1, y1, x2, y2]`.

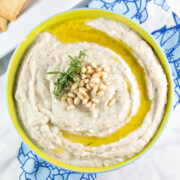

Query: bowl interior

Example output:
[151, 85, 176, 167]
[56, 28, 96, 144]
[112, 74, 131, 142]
[6, 9, 173, 173]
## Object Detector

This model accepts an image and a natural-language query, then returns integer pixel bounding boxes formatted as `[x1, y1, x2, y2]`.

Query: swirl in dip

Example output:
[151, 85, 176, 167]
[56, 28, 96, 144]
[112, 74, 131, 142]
[15, 18, 167, 167]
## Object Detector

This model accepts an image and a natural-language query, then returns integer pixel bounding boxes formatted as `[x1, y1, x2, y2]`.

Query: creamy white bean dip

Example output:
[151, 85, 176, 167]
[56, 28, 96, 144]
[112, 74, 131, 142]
[15, 18, 167, 167]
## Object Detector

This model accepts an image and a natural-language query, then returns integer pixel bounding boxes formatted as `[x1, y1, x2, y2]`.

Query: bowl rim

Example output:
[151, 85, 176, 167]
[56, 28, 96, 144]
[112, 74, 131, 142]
[6, 8, 173, 173]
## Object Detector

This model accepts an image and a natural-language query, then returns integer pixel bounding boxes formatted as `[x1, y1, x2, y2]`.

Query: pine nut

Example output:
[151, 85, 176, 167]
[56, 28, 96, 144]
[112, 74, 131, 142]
[60, 97, 66, 101]
[101, 72, 108, 80]
[91, 69, 95, 74]
[86, 66, 92, 74]
[92, 73, 101, 78]
[82, 98, 88, 104]
[86, 74, 91, 79]
[91, 90, 97, 97]
[74, 89, 78, 94]
[84, 94, 90, 99]
[79, 87, 88, 92]
[71, 83, 78, 91]
[80, 80, 85, 87]
[68, 92, 76, 98]
[103, 81, 109, 86]
[102, 66, 110, 73]
[60, 94, 68, 101]
[81, 74, 86, 79]
[97, 90, 104, 96]
[86, 101, 92, 108]
[82, 67, 86, 73]
[77, 92, 84, 100]
[89, 82, 95, 87]
[79, 89, 89, 99]
[84, 79, 89, 84]
[91, 78, 100, 84]
[99, 84, 106, 90]
[93, 84, 99, 92]
[74, 97, 81, 105]
[90, 62, 97, 69]
[79, 88, 87, 96]
[90, 103, 96, 112]
[86, 84, 92, 90]
[92, 98, 100, 103]
[67, 97, 74, 105]
[95, 67, 102, 72]
[66, 105, 75, 111]
[108, 98, 116, 107]
[91, 85, 98, 97]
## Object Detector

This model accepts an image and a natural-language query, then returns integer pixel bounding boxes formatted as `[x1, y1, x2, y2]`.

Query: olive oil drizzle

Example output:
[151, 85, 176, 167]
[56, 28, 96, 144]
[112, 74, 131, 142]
[48, 18, 152, 147]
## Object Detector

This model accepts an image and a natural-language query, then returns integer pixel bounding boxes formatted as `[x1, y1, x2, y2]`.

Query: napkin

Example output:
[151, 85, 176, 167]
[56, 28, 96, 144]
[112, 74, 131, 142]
[1, 0, 179, 179]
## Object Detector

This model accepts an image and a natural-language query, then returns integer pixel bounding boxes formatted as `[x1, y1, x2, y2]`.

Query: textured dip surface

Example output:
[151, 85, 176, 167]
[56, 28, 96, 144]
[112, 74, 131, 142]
[15, 18, 168, 167]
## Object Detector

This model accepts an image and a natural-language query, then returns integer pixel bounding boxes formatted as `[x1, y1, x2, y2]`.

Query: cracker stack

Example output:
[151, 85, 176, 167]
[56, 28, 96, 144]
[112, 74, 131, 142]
[0, 0, 25, 32]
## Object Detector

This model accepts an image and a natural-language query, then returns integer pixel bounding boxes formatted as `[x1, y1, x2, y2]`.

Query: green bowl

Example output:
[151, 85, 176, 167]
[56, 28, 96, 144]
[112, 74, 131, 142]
[6, 9, 173, 173]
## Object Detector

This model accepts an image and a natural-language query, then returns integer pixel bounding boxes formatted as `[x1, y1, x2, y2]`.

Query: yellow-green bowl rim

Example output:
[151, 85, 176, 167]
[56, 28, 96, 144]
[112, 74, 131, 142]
[6, 8, 173, 173]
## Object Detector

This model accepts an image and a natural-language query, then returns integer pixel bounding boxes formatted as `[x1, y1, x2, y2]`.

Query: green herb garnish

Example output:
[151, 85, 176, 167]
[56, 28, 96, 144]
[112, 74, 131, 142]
[47, 49, 87, 100]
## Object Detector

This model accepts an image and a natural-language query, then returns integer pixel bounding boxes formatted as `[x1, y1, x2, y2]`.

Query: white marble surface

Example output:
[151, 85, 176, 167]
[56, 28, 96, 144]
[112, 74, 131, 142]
[0, 1, 180, 179]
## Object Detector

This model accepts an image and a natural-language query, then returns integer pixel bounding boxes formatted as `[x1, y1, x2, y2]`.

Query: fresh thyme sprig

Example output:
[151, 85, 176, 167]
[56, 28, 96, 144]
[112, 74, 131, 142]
[47, 49, 87, 100]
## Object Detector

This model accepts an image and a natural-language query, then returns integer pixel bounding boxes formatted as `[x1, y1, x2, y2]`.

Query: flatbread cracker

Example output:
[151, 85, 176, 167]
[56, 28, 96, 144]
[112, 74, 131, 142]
[0, 0, 25, 21]
[0, 16, 8, 32]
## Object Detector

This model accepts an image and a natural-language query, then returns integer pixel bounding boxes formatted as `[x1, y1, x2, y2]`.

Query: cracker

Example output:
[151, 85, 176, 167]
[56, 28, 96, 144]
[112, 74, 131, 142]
[0, 0, 25, 21]
[0, 16, 8, 32]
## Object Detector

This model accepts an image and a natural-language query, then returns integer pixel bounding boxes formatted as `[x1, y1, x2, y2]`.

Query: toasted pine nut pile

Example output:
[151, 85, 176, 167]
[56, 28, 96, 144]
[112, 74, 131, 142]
[61, 62, 116, 112]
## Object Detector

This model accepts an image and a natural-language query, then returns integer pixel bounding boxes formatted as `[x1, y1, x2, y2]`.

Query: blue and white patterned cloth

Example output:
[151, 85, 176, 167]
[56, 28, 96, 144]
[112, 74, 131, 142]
[17, 143, 97, 180]
[1, 1, 180, 179]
